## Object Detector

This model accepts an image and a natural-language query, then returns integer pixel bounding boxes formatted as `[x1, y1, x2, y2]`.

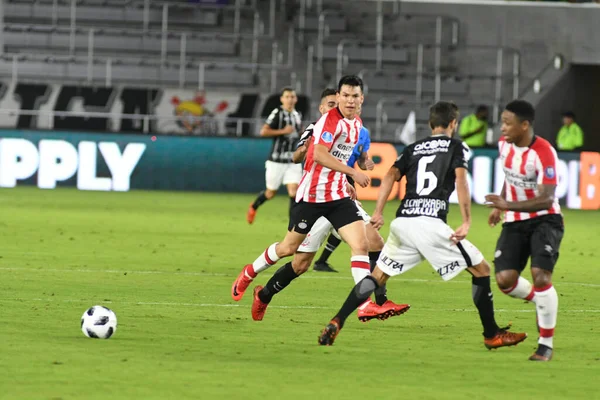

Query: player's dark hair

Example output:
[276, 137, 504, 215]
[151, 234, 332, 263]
[562, 111, 575, 119]
[505, 100, 535, 123]
[476, 105, 489, 114]
[280, 86, 295, 96]
[320, 88, 337, 99]
[429, 101, 459, 129]
[337, 75, 363, 93]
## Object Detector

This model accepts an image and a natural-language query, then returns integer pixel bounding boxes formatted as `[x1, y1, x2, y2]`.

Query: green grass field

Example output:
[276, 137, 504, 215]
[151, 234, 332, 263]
[1, 187, 598, 399]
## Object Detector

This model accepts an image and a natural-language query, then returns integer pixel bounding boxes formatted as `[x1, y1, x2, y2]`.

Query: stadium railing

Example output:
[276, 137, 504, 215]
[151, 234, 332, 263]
[0, 109, 315, 138]
[0, 51, 299, 92]
[3, 22, 290, 70]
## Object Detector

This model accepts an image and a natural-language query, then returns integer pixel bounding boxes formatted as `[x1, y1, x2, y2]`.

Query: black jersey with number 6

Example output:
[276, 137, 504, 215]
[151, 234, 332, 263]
[393, 135, 471, 222]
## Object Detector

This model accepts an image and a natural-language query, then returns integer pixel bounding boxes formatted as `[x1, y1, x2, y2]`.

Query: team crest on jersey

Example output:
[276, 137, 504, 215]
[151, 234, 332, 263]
[545, 166, 555, 179]
[321, 131, 334, 143]
[526, 163, 535, 172]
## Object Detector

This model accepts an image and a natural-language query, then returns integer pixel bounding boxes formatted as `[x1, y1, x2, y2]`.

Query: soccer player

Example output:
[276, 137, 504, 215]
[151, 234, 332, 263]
[278, 92, 401, 321]
[318, 101, 527, 349]
[232, 75, 409, 322]
[312, 107, 374, 273]
[485, 100, 564, 362]
[247, 87, 303, 224]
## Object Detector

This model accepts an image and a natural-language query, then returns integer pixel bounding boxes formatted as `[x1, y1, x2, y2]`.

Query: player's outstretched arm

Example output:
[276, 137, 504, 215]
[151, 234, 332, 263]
[371, 166, 401, 230]
[260, 124, 294, 137]
[485, 184, 556, 213]
[313, 144, 370, 187]
[451, 168, 471, 243]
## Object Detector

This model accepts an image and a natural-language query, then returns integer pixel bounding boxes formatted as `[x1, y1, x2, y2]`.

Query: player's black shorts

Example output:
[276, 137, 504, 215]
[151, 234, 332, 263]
[494, 214, 564, 273]
[288, 198, 362, 234]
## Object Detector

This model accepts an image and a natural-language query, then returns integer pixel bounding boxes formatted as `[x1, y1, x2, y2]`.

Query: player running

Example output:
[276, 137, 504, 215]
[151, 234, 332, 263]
[247, 87, 303, 224]
[318, 101, 527, 349]
[485, 100, 564, 362]
[231, 76, 408, 322]
[250, 91, 402, 322]
[311, 107, 374, 274]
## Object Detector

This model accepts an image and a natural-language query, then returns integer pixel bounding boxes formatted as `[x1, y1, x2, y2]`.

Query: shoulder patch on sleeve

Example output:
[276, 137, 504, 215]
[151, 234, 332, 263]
[321, 131, 334, 143]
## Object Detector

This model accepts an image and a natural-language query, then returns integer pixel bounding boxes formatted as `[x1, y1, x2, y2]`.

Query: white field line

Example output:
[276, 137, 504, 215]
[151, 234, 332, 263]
[1, 297, 600, 313]
[1, 266, 599, 288]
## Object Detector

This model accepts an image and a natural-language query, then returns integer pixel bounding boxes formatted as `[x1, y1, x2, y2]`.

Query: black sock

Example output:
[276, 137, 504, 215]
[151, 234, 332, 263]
[369, 251, 388, 306]
[472, 276, 500, 339]
[334, 276, 378, 328]
[316, 234, 342, 264]
[252, 190, 269, 210]
[258, 262, 298, 304]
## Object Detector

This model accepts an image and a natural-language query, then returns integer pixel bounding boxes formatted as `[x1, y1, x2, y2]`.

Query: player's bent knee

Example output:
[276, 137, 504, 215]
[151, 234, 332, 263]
[291, 256, 312, 275]
[495, 270, 518, 290]
[470, 260, 491, 277]
[531, 267, 552, 288]
[265, 190, 277, 199]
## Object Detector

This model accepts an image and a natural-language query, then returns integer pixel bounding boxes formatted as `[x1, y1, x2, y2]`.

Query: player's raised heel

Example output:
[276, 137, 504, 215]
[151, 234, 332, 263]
[484, 327, 527, 349]
[357, 300, 411, 322]
[231, 265, 254, 301]
[251, 286, 269, 321]
[318, 319, 341, 346]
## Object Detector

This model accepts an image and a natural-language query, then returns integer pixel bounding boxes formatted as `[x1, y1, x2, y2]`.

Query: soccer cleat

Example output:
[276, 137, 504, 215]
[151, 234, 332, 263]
[246, 204, 257, 224]
[357, 300, 411, 322]
[231, 265, 254, 301]
[313, 261, 338, 273]
[484, 326, 528, 349]
[318, 319, 341, 346]
[251, 286, 269, 321]
[529, 344, 553, 361]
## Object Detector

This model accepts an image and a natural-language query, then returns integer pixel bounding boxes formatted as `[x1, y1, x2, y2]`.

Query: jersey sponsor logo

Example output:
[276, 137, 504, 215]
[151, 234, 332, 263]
[413, 139, 451, 155]
[545, 166, 556, 179]
[380, 255, 404, 271]
[321, 131, 334, 143]
[400, 198, 447, 218]
[437, 260, 460, 277]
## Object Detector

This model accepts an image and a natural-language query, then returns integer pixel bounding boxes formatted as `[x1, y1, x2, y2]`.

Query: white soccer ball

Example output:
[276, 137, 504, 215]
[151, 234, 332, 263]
[81, 305, 117, 339]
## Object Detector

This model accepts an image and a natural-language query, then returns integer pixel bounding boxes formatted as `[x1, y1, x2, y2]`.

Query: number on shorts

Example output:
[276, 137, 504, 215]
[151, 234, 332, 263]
[416, 155, 438, 196]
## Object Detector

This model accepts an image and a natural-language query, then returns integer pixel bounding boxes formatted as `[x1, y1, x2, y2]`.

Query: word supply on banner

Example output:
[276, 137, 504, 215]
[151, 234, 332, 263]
[0, 138, 145, 191]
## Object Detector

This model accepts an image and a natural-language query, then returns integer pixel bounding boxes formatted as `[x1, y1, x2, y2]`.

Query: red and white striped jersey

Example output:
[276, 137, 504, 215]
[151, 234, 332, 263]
[296, 107, 361, 203]
[498, 135, 562, 222]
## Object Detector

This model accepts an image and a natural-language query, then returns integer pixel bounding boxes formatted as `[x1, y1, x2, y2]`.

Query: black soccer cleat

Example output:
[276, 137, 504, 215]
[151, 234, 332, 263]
[318, 319, 341, 346]
[529, 344, 553, 361]
[313, 261, 338, 273]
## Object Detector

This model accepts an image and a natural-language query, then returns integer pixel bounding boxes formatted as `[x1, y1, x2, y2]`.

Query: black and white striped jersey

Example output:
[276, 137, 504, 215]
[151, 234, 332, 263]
[265, 106, 303, 163]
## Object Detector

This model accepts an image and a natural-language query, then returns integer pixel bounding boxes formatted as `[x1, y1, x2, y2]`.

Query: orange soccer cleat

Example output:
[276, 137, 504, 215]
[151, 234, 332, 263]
[246, 204, 257, 224]
[251, 286, 269, 321]
[231, 264, 254, 301]
[484, 327, 527, 350]
[318, 318, 341, 346]
[357, 300, 411, 322]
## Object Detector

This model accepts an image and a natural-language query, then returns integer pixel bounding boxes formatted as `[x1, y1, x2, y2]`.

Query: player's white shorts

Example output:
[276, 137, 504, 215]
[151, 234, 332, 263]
[297, 201, 370, 253]
[377, 216, 484, 281]
[265, 160, 302, 190]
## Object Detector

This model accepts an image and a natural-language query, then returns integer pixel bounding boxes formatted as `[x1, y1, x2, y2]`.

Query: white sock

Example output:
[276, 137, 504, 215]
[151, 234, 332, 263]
[251, 243, 280, 274]
[501, 276, 536, 303]
[350, 255, 370, 284]
[535, 284, 558, 349]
